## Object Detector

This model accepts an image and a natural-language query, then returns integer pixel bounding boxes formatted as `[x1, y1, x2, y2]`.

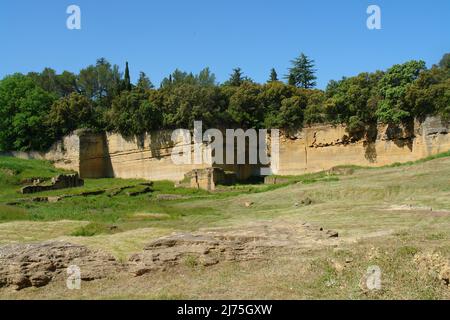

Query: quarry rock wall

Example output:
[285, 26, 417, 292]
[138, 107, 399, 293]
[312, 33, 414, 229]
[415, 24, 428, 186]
[0, 133, 80, 172]
[271, 116, 450, 175]
[4, 116, 450, 181]
[98, 131, 211, 181]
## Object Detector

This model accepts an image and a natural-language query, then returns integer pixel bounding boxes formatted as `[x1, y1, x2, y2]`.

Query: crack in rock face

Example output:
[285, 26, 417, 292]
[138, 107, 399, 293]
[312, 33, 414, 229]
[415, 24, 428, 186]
[0, 241, 122, 290]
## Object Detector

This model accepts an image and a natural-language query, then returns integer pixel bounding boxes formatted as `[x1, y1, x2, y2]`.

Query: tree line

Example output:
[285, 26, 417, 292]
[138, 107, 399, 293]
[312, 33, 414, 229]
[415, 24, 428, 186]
[0, 53, 448, 151]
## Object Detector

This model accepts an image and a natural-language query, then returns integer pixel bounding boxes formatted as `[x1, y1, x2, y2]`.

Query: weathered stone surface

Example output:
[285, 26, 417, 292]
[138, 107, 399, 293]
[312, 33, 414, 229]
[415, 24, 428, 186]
[182, 167, 237, 191]
[156, 194, 187, 201]
[127, 220, 339, 277]
[0, 133, 81, 173]
[244, 201, 254, 208]
[328, 167, 355, 176]
[326, 230, 339, 238]
[10, 182, 156, 206]
[127, 233, 265, 276]
[0, 220, 339, 289]
[5, 116, 450, 182]
[264, 176, 290, 185]
[0, 241, 121, 290]
[21, 174, 84, 194]
[272, 117, 450, 175]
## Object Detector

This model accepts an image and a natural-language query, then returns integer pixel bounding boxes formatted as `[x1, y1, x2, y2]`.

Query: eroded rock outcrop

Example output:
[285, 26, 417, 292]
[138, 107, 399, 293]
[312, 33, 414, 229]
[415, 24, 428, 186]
[21, 174, 84, 194]
[177, 167, 237, 191]
[0, 221, 339, 290]
[127, 221, 339, 277]
[0, 241, 122, 290]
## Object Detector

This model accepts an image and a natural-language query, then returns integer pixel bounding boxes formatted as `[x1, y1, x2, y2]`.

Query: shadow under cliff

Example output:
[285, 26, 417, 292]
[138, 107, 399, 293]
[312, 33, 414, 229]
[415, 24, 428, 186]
[385, 119, 415, 151]
[100, 133, 114, 178]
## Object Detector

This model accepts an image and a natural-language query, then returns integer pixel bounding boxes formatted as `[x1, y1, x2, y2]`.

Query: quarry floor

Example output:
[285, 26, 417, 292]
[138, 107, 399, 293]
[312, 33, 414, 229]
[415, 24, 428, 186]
[0, 155, 449, 299]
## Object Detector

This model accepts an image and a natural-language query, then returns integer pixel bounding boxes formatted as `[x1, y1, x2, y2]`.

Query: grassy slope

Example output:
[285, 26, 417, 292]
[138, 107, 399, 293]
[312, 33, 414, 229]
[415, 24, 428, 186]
[0, 156, 334, 233]
[0, 157, 70, 221]
[0, 154, 449, 299]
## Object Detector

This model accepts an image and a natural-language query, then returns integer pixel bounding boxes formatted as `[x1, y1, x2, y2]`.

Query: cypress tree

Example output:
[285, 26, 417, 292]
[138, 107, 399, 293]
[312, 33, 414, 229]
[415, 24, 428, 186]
[268, 68, 278, 82]
[124, 61, 132, 91]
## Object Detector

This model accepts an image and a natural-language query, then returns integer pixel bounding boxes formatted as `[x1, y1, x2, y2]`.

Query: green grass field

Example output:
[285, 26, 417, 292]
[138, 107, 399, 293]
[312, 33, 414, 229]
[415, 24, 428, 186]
[0, 155, 449, 299]
[0, 156, 337, 235]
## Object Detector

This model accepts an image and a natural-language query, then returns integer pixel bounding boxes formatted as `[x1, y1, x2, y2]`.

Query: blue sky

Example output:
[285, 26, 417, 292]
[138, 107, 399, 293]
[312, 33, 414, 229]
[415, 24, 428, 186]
[0, 0, 449, 88]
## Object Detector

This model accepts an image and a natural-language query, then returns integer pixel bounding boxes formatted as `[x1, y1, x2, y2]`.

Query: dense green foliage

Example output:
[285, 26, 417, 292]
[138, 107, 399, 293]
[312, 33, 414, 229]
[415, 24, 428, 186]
[0, 74, 57, 150]
[0, 53, 448, 151]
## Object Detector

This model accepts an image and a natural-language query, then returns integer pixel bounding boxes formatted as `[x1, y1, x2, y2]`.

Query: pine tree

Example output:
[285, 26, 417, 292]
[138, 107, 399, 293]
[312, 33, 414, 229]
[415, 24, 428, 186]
[288, 74, 296, 86]
[268, 68, 278, 82]
[124, 61, 132, 91]
[286, 53, 317, 88]
[197, 67, 216, 86]
[136, 72, 154, 90]
[228, 68, 244, 86]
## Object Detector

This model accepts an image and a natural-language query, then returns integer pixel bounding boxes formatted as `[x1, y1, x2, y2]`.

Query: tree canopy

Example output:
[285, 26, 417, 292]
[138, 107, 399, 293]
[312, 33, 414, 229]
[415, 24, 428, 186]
[0, 53, 448, 151]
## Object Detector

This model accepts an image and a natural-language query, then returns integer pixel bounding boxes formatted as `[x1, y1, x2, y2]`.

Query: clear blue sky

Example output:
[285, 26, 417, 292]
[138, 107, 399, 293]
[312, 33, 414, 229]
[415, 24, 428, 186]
[0, 0, 449, 88]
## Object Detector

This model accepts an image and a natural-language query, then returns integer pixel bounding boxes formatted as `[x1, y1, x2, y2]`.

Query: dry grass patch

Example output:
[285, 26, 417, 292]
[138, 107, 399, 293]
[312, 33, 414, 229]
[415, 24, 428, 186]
[129, 213, 171, 220]
[0, 220, 88, 245]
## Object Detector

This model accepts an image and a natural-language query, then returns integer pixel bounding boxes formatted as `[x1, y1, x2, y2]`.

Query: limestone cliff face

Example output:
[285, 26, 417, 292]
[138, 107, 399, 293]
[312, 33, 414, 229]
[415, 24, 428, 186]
[98, 131, 210, 181]
[271, 116, 450, 175]
[47, 129, 211, 181]
[0, 134, 80, 173]
[6, 116, 450, 181]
